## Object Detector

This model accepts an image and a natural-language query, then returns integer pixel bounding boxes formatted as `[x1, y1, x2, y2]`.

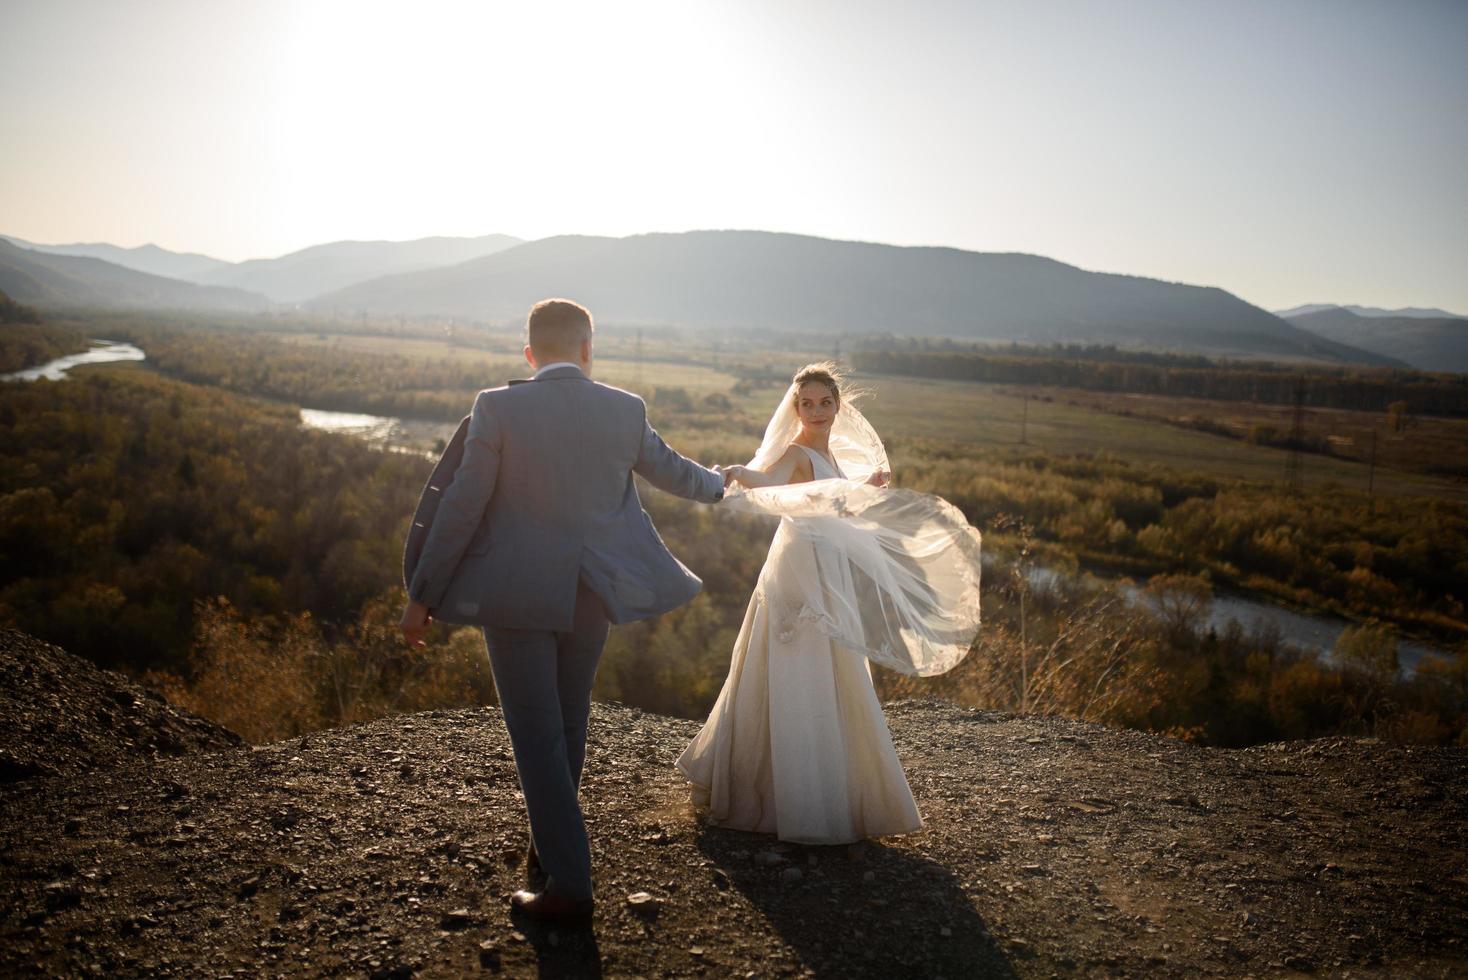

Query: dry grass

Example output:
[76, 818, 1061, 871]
[142, 594, 497, 744]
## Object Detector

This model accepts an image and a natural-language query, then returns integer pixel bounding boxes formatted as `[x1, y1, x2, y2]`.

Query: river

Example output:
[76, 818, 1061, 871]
[298, 407, 448, 459]
[1, 340, 145, 380]
[1010, 562, 1448, 679]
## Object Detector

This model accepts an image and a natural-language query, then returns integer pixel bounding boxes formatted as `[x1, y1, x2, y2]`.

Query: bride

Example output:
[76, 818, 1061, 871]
[677, 362, 983, 844]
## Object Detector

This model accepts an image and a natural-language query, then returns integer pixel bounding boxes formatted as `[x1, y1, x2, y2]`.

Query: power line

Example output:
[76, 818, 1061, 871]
[1284, 376, 1306, 494]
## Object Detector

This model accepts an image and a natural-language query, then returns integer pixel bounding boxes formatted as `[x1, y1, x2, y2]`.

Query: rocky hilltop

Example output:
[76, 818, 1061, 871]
[1, 628, 1464, 978]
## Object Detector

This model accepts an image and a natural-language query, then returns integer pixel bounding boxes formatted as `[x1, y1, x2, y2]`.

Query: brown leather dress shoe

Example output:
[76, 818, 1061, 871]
[509, 887, 594, 928]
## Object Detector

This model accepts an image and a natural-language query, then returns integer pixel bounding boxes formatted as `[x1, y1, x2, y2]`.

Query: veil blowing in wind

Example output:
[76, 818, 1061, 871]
[720, 382, 984, 677]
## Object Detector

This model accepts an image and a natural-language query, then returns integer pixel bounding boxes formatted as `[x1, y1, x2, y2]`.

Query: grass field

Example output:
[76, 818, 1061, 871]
[276, 330, 744, 396]
[724, 372, 1468, 502]
[1009, 383, 1468, 475]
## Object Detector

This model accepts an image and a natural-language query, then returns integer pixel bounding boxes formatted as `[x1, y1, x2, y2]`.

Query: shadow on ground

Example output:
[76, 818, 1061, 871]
[696, 824, 1016, 978]
[503, 911, 604, 979]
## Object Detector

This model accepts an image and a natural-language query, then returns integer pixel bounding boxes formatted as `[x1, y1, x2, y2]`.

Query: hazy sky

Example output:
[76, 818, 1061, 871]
[2, 0, 1464, 312]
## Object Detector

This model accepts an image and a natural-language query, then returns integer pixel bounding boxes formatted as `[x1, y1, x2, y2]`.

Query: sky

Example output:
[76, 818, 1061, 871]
[1, 0, 1465, 313]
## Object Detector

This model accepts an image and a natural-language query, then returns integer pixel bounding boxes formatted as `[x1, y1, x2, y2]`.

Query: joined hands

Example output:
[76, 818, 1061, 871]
[716, 464, 889, 489]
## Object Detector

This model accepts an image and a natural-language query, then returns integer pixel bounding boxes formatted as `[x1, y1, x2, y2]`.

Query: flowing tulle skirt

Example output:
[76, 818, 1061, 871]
[676, 526, 923, 844]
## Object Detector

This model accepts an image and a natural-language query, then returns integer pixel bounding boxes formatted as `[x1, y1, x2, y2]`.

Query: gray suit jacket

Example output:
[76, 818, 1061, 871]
[403, 365, 724, 631]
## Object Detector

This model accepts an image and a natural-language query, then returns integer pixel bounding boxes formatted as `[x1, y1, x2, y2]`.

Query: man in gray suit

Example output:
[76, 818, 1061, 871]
[399, 298, 725, 927]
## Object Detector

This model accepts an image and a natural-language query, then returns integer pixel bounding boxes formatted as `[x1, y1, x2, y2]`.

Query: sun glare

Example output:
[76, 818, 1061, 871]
[267, 0, 765, 246]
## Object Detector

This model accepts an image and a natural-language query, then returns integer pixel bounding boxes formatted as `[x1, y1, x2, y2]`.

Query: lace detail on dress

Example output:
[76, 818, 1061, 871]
[755, 575, 835, 643]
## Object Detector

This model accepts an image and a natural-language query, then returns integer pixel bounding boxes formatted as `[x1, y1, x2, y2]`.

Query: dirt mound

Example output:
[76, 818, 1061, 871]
[0, 628, 244, 783]
[0, 632, 1465, 977]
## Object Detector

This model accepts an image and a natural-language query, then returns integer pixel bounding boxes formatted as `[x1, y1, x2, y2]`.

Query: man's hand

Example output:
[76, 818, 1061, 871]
[400, 599, 432, 648]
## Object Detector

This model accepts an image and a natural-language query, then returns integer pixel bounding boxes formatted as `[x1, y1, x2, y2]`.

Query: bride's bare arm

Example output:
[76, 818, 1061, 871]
[725, 446, 813, 488]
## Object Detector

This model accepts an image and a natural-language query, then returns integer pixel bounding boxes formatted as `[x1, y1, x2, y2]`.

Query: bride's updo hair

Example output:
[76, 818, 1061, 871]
[791, 361, 848, 404]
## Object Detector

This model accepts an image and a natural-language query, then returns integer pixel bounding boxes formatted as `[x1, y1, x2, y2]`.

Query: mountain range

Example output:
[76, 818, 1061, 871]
[190, 234, 522, 304]
[1, 228, 1451, 368]
[1, 233, 522, 305]
[308, 230, 1396, 364]
[1280, 306, 1468, 373]
[1275, 302, 1464, 320]
[0, 235, 233, 281]
[0, 239, 265, 312]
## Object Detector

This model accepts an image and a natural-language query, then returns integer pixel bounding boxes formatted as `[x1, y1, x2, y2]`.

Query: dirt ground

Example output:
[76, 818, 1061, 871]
[2, 628, 1465, 978]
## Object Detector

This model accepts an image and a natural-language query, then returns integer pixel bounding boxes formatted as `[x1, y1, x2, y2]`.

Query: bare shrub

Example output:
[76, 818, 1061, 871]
[147, 591, 495, 744]
[162, 597, 327, 743]
[1143, 573, 1214, 645]
[881, 516, 1165, 729]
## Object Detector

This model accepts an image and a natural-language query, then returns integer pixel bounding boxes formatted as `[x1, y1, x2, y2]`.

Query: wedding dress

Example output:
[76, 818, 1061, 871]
[676, 392, 983, 844]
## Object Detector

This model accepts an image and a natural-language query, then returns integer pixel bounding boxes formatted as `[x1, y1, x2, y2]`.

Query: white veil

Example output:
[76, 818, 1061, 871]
[723, 384, 982, 677]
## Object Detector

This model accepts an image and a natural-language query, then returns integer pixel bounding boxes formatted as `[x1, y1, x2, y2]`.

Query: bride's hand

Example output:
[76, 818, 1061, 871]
[723, 464, 747, 487]
[865, 469, 891, 488]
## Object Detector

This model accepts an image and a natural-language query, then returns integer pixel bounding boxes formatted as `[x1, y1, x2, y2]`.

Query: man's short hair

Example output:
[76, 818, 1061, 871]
[527, 299, 593, 359]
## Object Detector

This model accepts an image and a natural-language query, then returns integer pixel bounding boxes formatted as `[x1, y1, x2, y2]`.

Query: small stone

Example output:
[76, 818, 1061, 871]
[753, 851, 785, 868]
[627, 891, 661, 917]
[439, 908, 474, 930]
[780, 867, 804, 884]
[940, 927, 952, 938]
[862, 871, 876, 883]
[42, 883, 81, 912]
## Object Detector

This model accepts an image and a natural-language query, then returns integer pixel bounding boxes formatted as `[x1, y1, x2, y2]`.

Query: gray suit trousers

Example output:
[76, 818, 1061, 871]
[482, 578, 610, 901]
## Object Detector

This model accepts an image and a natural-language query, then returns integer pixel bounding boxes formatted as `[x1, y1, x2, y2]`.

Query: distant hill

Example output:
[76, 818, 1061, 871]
[196, 234, 523, 304]
[0, 239, 267, 312]
[0, 235, 232, 281]
[311, 230, 1393, 364]
[1285, 307, 1468, 373]
[1276, 302, 1464, 320]
[0, 288, 41, 324]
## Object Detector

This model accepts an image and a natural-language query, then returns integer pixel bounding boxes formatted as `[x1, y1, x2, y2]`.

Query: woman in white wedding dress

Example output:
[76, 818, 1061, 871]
[676, 363, 984, 844]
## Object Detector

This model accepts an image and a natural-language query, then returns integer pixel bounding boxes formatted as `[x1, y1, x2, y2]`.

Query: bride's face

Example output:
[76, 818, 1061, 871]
[795, 381, 839, 434]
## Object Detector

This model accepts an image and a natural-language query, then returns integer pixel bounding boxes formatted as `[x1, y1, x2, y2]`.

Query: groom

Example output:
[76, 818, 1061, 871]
[399, 298, 726, 927]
